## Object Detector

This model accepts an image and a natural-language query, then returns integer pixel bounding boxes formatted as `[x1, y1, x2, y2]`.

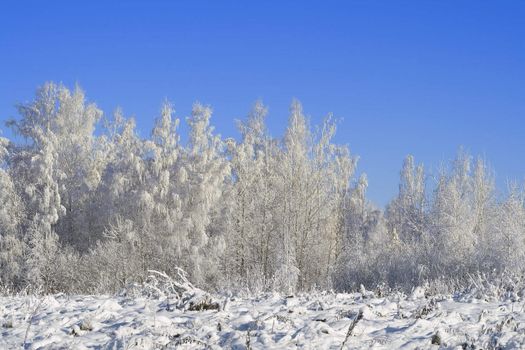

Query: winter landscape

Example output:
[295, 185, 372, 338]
[2, 83, 525, 349]
[1, 1, 524, 349]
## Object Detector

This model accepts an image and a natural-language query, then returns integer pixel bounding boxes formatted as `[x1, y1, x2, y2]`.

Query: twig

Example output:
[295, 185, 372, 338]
[340, 309, 364, 350]
[23, 297, 45, 348]
[246, 329, 252, 350]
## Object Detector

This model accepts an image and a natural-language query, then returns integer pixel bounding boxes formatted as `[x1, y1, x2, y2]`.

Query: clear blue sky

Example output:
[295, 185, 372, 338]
[1, 1, 524, 205]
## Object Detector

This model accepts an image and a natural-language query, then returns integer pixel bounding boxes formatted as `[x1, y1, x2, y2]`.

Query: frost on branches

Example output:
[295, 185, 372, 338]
[0, 82, 525, 295]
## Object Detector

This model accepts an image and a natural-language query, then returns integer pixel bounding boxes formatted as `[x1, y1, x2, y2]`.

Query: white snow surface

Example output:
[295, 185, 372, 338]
[2, 290, 525, 349]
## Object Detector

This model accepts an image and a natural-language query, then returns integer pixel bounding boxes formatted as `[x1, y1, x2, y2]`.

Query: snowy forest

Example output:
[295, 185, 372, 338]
[1, 82, 524, 295]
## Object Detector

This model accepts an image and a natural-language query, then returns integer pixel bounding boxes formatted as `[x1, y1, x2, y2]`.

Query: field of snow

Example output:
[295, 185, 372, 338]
[2, 288, 525, 349]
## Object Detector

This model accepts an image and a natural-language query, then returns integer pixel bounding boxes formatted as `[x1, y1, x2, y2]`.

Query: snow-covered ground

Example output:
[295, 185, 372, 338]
[2, 288, 525, 349]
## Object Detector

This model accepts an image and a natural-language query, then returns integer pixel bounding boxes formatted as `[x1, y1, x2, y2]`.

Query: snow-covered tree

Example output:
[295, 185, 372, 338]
[0, 136, 25, 286]
[274, 101, 356, 292]
[386, 155, 426, 243]
[490, 185, 525, 271]
[144, 101, 183, 269]
[7, 83, 103, 264]
[224, 101, 277, 290]
[6, 84, 76, 291]
[181, 103, 231, 286]
[95, 109, 150, 285]
[428, 151, 496, 278]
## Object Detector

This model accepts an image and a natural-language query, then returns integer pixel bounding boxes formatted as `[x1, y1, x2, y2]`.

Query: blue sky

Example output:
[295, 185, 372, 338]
[1, 1, 524, 205]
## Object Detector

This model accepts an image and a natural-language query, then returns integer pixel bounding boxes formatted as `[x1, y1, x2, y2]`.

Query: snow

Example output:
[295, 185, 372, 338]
[2, 290, 525, 349]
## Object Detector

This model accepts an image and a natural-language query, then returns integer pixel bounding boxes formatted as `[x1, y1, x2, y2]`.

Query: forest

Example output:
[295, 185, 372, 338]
[1, 83, 524, 295]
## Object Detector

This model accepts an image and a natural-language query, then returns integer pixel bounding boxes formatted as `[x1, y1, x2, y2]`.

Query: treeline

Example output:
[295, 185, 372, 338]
[0, 83, 524, 294]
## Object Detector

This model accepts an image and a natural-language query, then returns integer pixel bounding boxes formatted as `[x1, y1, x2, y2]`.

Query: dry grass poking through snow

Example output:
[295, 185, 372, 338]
[2, 286, 525, 349]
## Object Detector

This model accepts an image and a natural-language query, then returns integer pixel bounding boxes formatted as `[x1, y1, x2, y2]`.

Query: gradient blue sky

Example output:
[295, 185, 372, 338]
[1, 1, 524, 205]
